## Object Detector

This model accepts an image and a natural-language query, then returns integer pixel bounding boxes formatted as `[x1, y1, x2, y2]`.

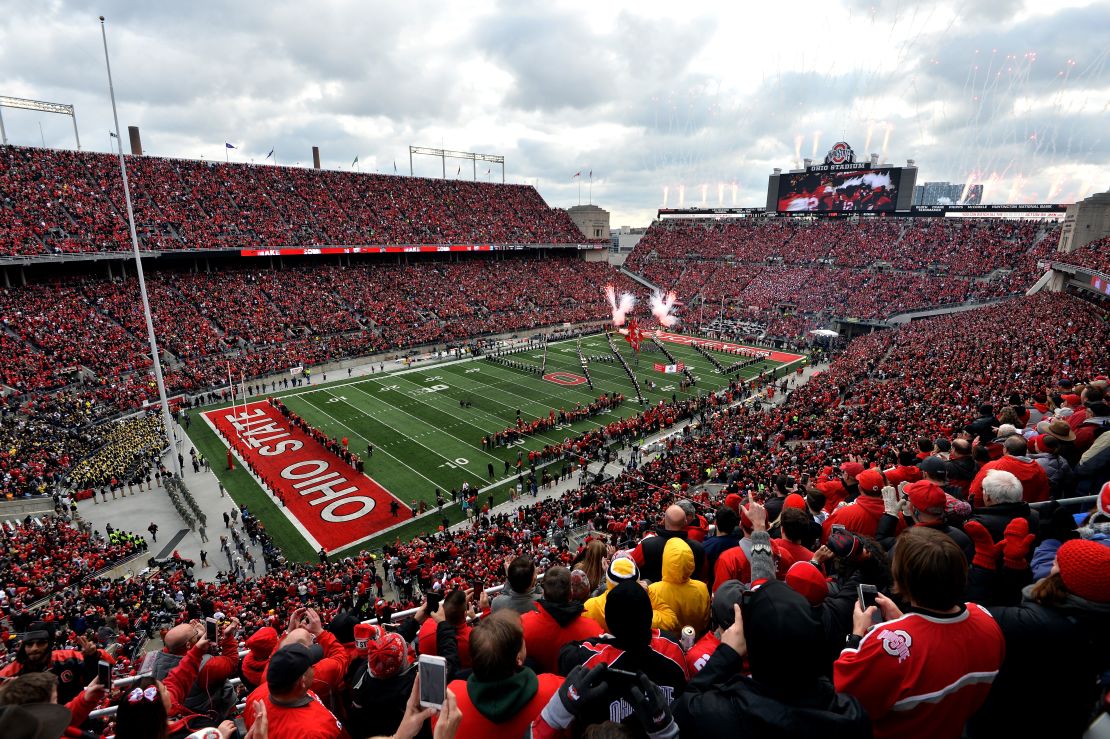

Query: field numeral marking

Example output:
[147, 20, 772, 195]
[425, 376, 444, 382]
[439, 457, 470, 469]
[464, 367, 481, 373]
[379, 384, 399, 392]
[326, 395, 348, 403]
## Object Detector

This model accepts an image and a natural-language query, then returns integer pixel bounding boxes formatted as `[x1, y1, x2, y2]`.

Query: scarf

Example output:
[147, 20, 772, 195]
[465, 667, 539, 723]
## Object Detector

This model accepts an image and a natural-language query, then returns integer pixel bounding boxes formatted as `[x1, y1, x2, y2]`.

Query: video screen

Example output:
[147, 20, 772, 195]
[777, 167, 902, 212]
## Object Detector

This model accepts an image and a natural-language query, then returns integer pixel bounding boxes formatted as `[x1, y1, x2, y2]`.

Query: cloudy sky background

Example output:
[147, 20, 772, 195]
[1, 0, 1107, 226]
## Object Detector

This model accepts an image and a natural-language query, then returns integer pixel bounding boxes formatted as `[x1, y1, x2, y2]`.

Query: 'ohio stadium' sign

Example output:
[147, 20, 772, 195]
[202, 401, 411, 552]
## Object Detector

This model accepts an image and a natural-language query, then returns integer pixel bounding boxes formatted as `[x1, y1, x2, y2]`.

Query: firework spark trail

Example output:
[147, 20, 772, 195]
[604, 284, 636, 326]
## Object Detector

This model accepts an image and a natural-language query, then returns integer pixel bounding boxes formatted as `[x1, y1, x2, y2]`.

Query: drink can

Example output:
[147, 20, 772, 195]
[680, 625, 695, 652]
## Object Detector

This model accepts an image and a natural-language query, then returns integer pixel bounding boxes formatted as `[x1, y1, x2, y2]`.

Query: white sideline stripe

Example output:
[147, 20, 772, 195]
[891, 670, 999, 711]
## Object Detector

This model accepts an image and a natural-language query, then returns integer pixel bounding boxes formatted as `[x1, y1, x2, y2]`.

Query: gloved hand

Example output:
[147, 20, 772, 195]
[1002, 517, 1036, 570]
[964, 520, 1003, 570]
[629, 673, 677, 738]
[881, 486, 900, 516]
[539, 664, 609, 729]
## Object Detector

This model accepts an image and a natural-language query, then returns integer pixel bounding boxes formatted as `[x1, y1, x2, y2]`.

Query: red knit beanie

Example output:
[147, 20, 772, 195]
[1056, 539, 1110, 603]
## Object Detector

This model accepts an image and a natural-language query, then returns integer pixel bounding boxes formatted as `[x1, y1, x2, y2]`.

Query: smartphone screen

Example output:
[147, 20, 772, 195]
[831, 524, 846, 534]
[858, 585, 880, 623]
[418, 656, 446, 708]
[205, 618, 218, 642]
[98, 660, 112, 687]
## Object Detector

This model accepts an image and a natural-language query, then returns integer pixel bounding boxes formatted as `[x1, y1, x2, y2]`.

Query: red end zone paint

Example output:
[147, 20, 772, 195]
[202, 401, 411, 552]
[651, 331, 805, 364]
[544, 372, 587, 386]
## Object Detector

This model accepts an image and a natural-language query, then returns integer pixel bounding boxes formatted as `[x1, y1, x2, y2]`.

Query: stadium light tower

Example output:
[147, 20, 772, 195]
[99, 16, 181, 479]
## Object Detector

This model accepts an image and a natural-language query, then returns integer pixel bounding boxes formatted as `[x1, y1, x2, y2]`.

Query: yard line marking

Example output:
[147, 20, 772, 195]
[312, 388, 487, 485]
[289, 392, 463, 491]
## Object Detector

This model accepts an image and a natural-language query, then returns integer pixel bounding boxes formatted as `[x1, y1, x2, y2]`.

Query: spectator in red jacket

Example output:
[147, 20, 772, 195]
[520, 567, 602, 674]
[146, 617, 241, 721]
[969, 435, 1050, 506]
[822, 467, 890, 541]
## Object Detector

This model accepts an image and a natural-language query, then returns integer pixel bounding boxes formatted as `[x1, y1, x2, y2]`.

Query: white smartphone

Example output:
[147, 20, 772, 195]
[418, 654, 447, 710]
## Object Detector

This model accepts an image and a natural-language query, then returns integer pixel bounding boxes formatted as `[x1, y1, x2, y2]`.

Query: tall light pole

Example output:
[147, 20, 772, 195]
[99, 16, 181, 479]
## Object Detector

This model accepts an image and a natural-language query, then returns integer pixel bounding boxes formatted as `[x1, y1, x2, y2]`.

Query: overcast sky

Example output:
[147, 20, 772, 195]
[1, 0, 1107, 226]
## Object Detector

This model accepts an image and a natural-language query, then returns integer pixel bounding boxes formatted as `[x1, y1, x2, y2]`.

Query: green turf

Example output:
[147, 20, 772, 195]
[187, 333, 801, 560]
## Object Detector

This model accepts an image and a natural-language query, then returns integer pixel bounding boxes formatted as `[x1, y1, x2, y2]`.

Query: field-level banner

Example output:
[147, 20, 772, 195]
[202, 401, 412, 552]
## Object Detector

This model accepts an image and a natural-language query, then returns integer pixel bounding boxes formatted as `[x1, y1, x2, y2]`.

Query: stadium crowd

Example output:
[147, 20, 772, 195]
[626, 216, 1062, 342]
[0, 146, 598, 255]
[0, 289, 1107, 738]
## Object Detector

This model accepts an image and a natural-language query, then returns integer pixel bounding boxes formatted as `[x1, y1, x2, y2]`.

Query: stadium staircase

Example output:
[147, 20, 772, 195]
[620, 267, 659, 292]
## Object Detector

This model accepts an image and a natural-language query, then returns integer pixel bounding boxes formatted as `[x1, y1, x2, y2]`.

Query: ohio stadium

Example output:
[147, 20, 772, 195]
[0, 5, 1108, 739]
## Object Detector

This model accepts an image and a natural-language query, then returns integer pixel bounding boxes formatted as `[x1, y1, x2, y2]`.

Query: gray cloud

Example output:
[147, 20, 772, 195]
[0, 0, 1106, 225]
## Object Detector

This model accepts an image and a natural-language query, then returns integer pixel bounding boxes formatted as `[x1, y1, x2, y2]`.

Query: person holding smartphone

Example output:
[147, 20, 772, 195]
[834, 527, 1005, 739]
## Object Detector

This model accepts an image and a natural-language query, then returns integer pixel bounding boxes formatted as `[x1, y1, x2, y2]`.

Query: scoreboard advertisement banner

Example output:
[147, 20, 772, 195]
[777, 167, 904, 212]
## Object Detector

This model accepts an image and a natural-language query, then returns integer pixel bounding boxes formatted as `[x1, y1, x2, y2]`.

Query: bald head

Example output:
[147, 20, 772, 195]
[664, 505, 686, 531]
[164, 623, 199, 654]
[279, 627, 312, 650]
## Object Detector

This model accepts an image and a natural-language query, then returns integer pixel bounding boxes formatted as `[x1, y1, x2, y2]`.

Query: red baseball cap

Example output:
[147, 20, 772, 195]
[905, 480, 946, 516]
[855, 468, 885, 495]
[839, 462, 865, 478]
[783, 493, 807, 510]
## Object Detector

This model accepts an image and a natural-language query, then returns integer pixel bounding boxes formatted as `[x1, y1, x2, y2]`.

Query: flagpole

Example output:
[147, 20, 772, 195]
[99, 15, 181, 479]
[589, 172, 592, 204]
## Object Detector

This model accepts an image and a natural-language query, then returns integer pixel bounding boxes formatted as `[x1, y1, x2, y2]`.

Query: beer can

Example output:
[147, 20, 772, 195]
[680, 625, 695, 652]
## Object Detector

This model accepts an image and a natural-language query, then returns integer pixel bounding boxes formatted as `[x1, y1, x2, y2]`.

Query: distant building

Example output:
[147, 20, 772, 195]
[1058, 190, 1110, 254]
[608, 225, 648, 266]
[567, 204, 610, 241]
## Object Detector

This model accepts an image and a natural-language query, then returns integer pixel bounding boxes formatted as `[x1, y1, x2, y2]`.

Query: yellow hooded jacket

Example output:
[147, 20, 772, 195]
[583, 577, 677, 632]
[647, 538, 710, 636]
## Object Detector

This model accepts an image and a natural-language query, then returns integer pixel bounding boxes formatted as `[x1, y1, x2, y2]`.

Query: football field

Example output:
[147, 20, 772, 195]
[188, 332, 804, 560]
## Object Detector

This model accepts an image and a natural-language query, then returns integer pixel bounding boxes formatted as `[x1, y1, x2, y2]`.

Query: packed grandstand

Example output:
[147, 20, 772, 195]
[0, 137, 1109, 739]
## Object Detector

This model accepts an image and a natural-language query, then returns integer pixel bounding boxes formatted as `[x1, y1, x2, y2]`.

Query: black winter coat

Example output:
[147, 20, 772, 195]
[968, 587, 1110, 739]
[672, 643, 871, 739]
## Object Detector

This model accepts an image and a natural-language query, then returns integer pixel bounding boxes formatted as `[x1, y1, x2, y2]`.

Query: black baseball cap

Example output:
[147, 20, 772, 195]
[918, 456, 947, 479]
[266, 643, 323, 691]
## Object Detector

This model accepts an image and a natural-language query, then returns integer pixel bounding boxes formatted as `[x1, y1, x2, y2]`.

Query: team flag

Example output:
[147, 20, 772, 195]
[352, 155, 359, 167]
[265, 148, 274, 159]
[225, 143, 236, 149]
[572, 171, 581, 178]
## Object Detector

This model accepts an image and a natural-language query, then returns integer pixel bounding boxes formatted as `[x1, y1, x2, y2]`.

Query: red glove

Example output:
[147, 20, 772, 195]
[964, 520, 1003, 570]
[1002, 518, 1036, 570]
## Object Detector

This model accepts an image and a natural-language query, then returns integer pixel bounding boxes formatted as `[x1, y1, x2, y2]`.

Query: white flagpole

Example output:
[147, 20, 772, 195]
[100, 16, 181, 478]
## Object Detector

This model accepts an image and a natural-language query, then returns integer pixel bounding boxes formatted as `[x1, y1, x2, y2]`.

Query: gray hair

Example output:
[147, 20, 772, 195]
[982, 469, 1023, 505]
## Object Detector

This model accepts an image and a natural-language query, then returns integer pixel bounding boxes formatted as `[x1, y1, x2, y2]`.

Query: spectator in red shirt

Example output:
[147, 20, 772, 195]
[245, 641, 349, 739]
[834, 527, 1005, 739]
[444, 610, 561, 739]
